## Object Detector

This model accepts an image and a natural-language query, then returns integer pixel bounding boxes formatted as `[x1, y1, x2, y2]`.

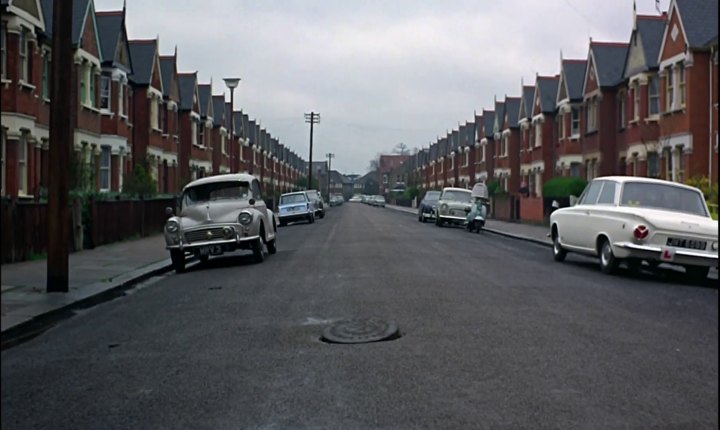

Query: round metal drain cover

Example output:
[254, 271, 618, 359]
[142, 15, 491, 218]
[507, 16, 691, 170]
[321, 318, 400, 344]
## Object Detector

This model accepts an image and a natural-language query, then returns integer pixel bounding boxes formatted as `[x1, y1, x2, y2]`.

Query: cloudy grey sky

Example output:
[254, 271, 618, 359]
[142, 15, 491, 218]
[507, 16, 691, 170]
[95, 0, 668, 175]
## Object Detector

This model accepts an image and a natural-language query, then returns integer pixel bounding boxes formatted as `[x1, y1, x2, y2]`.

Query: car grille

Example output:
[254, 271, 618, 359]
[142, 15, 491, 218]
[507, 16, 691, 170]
[666, 237, 707, 250]
[185, 228, 227, 244]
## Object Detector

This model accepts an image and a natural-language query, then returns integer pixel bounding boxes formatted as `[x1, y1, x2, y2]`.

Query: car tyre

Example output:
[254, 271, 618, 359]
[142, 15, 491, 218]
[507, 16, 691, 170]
[319, 210, 325, 219]
[252, 238, 265, 263]
[552, 232, 567, 262]
[170, 250, 186, 273]
[685, 265, 709, 282]
[435, 214, 442, 227]
[308, 213, 315, 224]
[279, 220, 287, 227]
[599, 238, 618, 274]
[266, 236, 277, 255]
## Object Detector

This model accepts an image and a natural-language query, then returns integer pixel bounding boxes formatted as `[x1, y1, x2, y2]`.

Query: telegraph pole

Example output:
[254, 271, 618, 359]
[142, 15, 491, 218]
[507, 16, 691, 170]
[326, 152, 335, 199]
[47, 0, 74, 293]
[304, 112, 320, 190]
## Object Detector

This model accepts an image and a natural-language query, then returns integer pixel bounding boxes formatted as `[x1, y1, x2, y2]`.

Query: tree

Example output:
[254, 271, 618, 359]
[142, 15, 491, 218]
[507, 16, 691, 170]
[368, 153, 381, 171]
[123, 161, 157, 199]
[295, 176, 319, 190]
[394, 142, 409, 155]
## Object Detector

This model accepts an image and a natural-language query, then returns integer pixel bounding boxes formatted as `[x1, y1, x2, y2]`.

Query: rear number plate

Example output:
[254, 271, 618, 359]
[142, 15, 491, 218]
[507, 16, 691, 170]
[199, 245, 223, 256]
[666, 238, 707, 250]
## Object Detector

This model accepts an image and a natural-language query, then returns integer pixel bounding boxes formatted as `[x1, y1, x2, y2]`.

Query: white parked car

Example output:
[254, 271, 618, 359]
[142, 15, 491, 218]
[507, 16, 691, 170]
[164, 173, 278, 272]
[434, 187, 473, 227]
[549, 176, 718, 280]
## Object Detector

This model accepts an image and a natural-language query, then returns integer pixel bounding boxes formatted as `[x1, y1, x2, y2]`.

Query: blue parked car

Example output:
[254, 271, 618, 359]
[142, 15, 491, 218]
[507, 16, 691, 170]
[417, 190, 441, 223]
[278, 192, 315, 226]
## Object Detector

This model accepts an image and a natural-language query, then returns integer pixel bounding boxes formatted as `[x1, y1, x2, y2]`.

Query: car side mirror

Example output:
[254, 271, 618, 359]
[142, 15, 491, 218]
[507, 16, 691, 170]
[249, 198, 256, 206]
[165, 206, 174, 216]
[569, 195, 579, 206]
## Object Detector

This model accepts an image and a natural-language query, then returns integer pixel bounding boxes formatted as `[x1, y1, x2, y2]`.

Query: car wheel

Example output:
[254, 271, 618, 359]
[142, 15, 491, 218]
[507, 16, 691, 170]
[252, 237, 265, 263]
[279, 220, 287, 227]
[266, 236, 277, 255]
[319, 211, 325, 219]
[435, 214, 442, 227]
[418, 213, 423, 222]
[599, 238, 618, 274]
[685, 265, 709, 282]
[170, 250, 186, 273]
[308, 213, 315, 224]
[552, 231, 567, 262]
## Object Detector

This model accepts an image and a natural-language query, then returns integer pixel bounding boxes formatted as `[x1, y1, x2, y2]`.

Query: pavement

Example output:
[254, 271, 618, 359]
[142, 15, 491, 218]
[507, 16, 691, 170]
[0, 206, 550, 347]
[385, 204, 552, 246]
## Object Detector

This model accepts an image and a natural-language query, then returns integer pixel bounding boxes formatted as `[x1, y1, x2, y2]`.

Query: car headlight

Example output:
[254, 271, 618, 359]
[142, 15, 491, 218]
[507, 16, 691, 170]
[238, 212, 253, 225]
[223, 226, 234, 238]
[166, 220, 179, 233]
[440, 203, 448, 213]
[713, 241, 718, 251]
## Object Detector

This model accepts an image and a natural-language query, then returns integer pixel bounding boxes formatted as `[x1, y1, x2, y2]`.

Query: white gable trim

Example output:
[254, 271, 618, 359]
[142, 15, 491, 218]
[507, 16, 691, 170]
[657, 0, 688, 66]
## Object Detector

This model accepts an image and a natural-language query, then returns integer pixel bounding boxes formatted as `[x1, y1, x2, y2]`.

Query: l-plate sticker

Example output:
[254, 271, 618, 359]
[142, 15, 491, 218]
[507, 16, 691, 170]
[660, 247, 675, 262]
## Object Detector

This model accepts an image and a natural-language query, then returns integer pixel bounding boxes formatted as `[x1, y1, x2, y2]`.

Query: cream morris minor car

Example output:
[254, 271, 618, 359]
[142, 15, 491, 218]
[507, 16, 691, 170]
[550, 176, 718, 281]
[164, 173, 278, 273]
[434, 187, 473, 227]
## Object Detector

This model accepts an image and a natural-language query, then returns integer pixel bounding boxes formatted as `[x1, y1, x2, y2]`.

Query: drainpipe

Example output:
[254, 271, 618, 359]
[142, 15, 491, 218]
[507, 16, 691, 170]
[710, 45, 715, 184]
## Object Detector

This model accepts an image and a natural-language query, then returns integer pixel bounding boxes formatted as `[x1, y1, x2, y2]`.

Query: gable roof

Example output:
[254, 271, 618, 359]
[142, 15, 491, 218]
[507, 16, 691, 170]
[504, 97, 521, 127]
[493, 101, 505, 133]
[520, 85, 535, 119]
[159, 56, 176, 98]
[247, 120, 257, 146]
[128, 39, 157, 85]
[41, 0, 97, 48]
[625, 15, 666, 78]
[482, 110, 495, 138]
[211, 95, 226, 127]
[562, 60, 587, 101]
[590, 42, 629, 87]
[95, 11, 122, 64]
[197, 84, 212, 118]
[177, 72, 197, 111]
[675, 0, 718, 48]
[537, 76, 560, 113]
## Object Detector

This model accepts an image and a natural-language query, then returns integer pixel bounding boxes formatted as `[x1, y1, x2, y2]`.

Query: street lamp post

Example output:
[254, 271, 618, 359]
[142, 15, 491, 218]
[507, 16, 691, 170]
[223, 77, 241, 172]
[326, 152, 335, 199]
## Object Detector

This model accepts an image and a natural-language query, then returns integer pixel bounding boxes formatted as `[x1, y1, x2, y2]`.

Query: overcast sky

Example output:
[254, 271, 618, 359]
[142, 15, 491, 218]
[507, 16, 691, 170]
[95, 0, 669, 175]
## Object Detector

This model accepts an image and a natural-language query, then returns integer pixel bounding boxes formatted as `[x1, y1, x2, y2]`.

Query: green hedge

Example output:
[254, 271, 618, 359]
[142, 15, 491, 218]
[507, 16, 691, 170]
[543, 176, 588, 198]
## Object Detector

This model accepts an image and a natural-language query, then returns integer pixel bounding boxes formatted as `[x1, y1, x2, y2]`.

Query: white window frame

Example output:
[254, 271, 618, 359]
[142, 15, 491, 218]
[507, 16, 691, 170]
[534, 122, 542, 147]
[221, 134, 227, 155]
[1, 22, 6, 80]
[150, 97, 159, 130]
[19, 28, 28, 82]
[666, 66, 675, 111]
[633, 84, 640, 121]
[678, 64, 686, 108]
[586, 100, 597, 133]
[99, 146, 111, 191]
[463, 151, 469, 167]
[100, 74, 111, 111]
[648, 76, 660, 116]
[118, 81, 125, 116]
[481, 144, 486, 162]
[450, 155, 454, 170]
[559, 114, 565, 139]
[619, 91, 626, 127]
[571, 108, 580, 137]
[18, 134, 28, 196]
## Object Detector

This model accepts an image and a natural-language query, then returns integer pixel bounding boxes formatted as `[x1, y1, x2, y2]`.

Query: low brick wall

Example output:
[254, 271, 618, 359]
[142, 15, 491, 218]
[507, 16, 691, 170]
[520, 197, 545, 223]
[491, 194, 519, 221]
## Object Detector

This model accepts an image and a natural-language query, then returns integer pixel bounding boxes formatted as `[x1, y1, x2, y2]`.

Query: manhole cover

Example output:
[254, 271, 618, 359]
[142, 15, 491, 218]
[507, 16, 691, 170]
[321, 318, 400, 344]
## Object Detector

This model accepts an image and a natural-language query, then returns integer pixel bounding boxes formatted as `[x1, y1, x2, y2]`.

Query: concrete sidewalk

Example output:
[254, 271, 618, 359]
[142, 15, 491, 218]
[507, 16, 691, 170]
[1, 234, 173, 341]
[385, 204, 552, 246]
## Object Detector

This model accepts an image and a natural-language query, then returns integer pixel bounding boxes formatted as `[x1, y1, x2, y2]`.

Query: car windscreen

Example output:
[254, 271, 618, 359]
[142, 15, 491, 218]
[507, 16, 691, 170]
[423, 192, 441, 202]
[441, 190, 472, 203]
[620, 182, 708, 217]
[280, 194, 307, 205]
[182, 181, 250, 207]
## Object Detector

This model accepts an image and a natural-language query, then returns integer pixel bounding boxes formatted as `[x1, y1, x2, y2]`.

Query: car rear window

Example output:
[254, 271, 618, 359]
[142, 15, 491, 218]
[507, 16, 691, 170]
[280, 194, 307, 205]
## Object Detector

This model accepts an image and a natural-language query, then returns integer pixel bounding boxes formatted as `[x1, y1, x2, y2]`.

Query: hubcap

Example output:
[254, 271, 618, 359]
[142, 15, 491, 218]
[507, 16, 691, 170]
[601, 243, 611, 265]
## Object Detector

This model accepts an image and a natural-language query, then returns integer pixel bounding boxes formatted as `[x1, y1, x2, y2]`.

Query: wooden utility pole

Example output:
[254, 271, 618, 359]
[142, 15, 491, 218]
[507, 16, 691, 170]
[304, 112, 320, 189]
[47, 0, 74, 293]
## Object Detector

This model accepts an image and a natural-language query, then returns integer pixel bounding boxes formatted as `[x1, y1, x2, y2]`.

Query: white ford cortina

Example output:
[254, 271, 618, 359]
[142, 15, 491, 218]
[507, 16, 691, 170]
[549, 176, 718, 280]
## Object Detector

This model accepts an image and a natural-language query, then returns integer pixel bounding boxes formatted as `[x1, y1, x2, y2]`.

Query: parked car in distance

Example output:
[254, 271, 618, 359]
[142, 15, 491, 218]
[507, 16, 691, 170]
[349, 195, 362, 202]
[278, 191, 315, 226]
[434, 187, 473, 227]
[550, 176, 718, 280]
[329, 194, 344, 206]
[164, 173, 278, 273]
[304, 189, 325, 218]
[372, 195, 386, 207]
[418, 190, 441, 222]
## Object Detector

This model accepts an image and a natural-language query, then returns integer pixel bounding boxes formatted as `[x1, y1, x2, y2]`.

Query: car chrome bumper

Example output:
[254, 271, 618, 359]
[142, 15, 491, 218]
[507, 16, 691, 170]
[615, 242, 719, 267]
[166, 235, 260, 251]
[279, 212, 312, 222]
[439, 215, 468, 222]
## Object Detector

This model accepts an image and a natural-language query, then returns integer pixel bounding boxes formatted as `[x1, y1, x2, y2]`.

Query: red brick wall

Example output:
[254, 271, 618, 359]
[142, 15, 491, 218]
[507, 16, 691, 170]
[520, 196, 544, 223]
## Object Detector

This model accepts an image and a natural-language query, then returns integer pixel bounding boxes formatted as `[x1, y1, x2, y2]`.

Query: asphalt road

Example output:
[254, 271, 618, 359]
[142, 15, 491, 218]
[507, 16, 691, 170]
[2, 203, 718, 429]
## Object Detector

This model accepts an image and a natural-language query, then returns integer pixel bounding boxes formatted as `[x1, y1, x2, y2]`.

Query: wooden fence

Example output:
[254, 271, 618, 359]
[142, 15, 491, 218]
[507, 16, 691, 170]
[1, 197, 174, 264]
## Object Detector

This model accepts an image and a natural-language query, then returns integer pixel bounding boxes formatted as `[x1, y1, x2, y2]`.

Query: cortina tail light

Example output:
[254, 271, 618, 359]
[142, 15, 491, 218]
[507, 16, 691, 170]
[633, 225, 649, 240]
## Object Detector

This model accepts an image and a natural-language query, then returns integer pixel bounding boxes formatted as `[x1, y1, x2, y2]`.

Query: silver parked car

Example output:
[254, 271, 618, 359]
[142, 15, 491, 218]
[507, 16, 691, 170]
[164, 173, 278, 272]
